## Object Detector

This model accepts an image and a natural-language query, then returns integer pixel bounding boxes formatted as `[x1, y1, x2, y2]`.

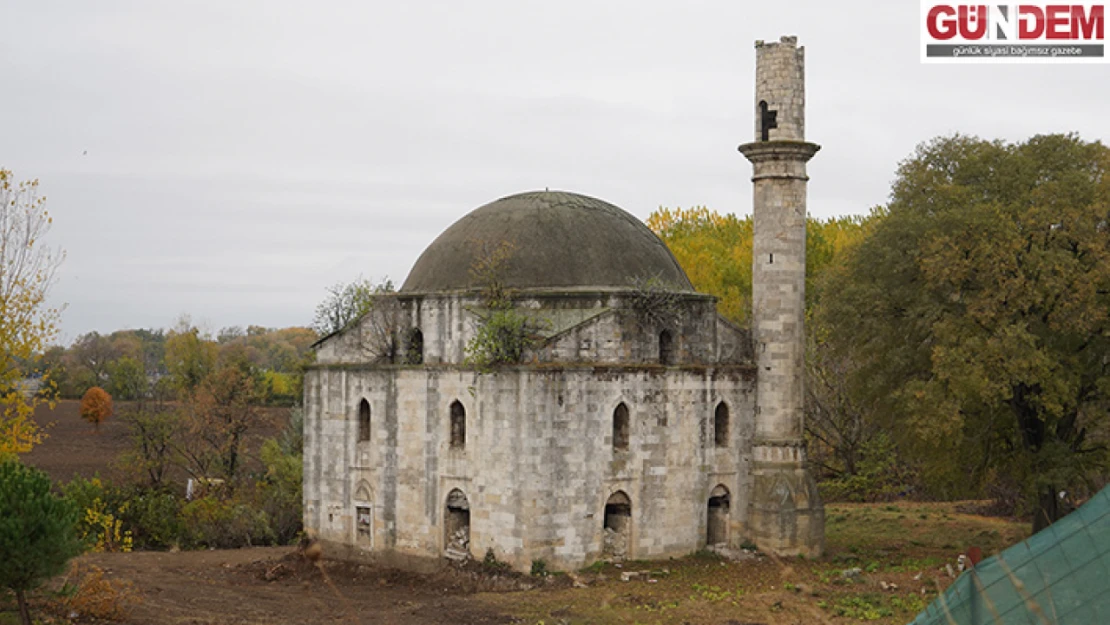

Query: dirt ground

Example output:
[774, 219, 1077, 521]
[73, 547, 515, 625]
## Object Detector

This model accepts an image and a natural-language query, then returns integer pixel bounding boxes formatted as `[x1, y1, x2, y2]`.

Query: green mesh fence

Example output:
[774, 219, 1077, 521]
[909, 485, 1110, 625]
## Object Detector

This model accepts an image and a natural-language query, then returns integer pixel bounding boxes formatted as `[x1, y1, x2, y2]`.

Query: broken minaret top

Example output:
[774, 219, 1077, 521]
[753, 35, 805, 142]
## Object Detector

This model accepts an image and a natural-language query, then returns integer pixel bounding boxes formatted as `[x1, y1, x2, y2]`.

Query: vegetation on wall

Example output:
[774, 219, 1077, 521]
[463, 240, 545, 369]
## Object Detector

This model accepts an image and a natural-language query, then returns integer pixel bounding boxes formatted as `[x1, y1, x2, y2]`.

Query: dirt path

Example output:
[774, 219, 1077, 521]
[82, 547, 514, 625]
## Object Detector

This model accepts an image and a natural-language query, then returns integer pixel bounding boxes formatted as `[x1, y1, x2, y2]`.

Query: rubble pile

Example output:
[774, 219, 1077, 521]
[602, 527, 628, 560]
[444, 527, 471, 562]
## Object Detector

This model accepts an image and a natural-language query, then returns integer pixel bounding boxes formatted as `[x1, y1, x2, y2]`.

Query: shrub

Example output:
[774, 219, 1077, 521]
[181, 496, 274, 549]
[117, 488, 183, 550]
[54, 562, 141, 621]
[253, 438, 303, 544]
[62, 476, 132, 552]
[464, 308, 541, 369]
[817, 433, 919, 503]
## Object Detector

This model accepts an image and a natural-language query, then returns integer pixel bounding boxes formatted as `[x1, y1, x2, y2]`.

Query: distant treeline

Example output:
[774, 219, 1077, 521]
[33, 323, 316, 406]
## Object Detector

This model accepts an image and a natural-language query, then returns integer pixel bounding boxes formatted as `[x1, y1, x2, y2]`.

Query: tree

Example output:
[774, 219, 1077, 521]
[312, 277, 394, 337]
[163, 320, 218, 395]
[647, 207, 871, 326]
[820, 134, 1110, 529]
[80, 387, 113, 432]
[107, 356, 147, 401]
[119, 407, 178, 488]
[0, 170, 63, 456]
[71, 331, 115, 387]
[0, 459, 85, 625]
[174, 363, 265, 486]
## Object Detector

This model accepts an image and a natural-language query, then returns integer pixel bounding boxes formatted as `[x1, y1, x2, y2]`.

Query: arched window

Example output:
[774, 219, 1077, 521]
[406, 328, 424, 365]
[449, 400, 466, 449]
[714, 402, 729, 447]
[358, 399, 371, 442]
[612, 403, 630, 451]
[659, 329, 674, 365]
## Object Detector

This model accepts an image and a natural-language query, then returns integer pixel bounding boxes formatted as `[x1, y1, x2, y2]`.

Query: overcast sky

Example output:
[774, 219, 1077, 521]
[3, 1, 1106, 342]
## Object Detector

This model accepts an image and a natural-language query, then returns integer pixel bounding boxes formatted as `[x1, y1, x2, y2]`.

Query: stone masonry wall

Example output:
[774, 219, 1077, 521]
[303, 365, 756, 571]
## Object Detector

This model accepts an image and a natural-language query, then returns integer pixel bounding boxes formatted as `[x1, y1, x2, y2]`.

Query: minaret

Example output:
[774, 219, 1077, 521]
[738, 35, 824, 556]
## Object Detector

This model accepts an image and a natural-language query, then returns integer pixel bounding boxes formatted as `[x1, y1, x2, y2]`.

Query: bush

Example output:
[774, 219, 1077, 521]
[254, 439, 303, 544]
[61, 476, 131, 552]
[464, 308, 541, 369]
[817, 433, 919, 503]
[54, 562, 141, 621]
[117, 488, 183, 550]
[181, 496, 274, 549]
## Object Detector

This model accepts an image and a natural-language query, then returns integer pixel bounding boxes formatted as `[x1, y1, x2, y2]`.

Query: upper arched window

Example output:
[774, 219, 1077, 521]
[659, 330, 674, 365]
[358, 399, 371, 442]
[613, 403, 630, 451]
[449, 400, 466, 449]
[406, 328, 424, 365]
[714, 402, 729, 447]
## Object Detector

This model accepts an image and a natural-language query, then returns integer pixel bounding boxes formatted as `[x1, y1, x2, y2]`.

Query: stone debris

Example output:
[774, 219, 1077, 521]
[602, 527, 628, 560]
[708, 544, 760, 562]
[263, 563, 293, 582]
[444, 526, 471, 561]
[841, 567, 862, 579]
[879, 580, 899, 591]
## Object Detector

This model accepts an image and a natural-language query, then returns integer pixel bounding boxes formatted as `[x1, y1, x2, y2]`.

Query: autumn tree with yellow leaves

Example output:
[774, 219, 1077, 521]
[0, 169, 63, 457]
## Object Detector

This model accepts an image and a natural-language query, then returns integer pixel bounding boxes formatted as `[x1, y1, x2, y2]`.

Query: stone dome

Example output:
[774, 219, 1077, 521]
[400, 191, 694, 293]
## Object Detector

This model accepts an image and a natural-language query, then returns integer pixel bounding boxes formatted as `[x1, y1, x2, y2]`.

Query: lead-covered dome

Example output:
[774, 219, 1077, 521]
[400, 191, 694, 293]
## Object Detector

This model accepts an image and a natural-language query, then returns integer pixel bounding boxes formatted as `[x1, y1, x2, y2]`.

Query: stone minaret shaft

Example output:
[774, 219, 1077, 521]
[739, 35, 824, 556]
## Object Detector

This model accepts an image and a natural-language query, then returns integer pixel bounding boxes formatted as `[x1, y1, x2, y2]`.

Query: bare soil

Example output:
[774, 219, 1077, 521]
[74, 547, 515, 625]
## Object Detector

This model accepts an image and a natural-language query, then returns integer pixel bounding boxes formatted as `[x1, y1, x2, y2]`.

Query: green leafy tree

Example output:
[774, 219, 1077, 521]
[107, 356, 147, 400]
[0, 459, 85, 625]
[820, 134, 1110, 529]
[164, 320, 218, 395]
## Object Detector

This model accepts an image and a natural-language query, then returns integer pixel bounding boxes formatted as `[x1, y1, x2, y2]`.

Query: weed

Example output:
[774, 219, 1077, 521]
[482, 548, 511, 573]
[826, 594, 893, 620]
[530, 559, 549, 577]
[53, 563, 141, 621]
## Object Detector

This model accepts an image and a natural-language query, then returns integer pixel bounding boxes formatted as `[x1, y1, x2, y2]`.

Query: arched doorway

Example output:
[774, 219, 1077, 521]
[707, 485, 730, 546]
[444, 488, 470, 557]
[602, 491, 632, 559]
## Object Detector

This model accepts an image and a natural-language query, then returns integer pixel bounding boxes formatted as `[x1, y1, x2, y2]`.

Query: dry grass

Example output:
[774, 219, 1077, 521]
[479, 501, 1030, 625]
